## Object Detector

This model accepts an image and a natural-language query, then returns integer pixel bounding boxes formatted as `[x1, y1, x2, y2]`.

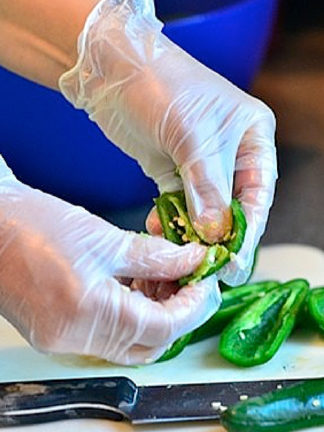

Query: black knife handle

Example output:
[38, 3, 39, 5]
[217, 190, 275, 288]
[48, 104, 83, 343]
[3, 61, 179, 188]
[0, 376, 137, 427]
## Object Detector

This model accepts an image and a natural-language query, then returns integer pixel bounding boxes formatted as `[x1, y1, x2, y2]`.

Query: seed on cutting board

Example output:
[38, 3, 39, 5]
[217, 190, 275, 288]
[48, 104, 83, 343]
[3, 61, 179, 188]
[211, 401, 228, 412]
[211, 401, 221, 409]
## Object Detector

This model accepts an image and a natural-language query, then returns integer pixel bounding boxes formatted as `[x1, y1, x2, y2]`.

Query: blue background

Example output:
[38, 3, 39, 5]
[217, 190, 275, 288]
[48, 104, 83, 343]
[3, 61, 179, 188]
[0, 0, 277, 213]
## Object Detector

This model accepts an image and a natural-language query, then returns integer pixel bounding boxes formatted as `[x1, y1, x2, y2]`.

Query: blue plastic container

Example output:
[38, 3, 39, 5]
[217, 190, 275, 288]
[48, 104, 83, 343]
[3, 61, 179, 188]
[0, 0, 278, 212]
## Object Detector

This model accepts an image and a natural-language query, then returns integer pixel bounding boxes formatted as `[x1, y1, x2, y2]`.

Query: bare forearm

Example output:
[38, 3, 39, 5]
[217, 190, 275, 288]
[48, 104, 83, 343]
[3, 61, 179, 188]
[0, 0, 99, 89]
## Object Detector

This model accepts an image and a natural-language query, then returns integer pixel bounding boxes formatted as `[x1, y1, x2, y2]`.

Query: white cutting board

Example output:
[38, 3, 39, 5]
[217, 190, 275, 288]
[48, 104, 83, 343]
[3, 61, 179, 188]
[0, 244, 324, 432]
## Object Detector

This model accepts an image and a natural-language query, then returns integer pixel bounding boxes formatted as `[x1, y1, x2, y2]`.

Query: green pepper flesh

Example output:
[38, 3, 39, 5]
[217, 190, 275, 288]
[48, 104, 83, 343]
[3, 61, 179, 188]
[155, 191, 247, 286]
[224, 198, 247, 254]
[156, 332, 192, 362]
[221, 377, 324, 432]
[308, 286, 324, 332]
[190, 280, 280, 344]
[219, 279, 309, 367]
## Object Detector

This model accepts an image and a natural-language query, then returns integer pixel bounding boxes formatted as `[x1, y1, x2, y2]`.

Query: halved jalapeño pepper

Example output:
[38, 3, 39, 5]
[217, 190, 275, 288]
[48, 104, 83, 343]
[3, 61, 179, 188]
[308, 286, 324, 332]
[219, 279, 309, 367]
[155, 191, 247, 286]
[190, 280, 280, 344]
[221, 377, 324, 432]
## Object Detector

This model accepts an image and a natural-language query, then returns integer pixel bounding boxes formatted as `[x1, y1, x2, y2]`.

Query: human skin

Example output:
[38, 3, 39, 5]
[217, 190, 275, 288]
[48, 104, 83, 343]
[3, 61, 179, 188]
[0, 0, 99, 89]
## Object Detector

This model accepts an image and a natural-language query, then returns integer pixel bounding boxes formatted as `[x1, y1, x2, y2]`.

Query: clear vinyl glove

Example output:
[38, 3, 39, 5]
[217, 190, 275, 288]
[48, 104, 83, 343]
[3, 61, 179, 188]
[59, 0, 277, 286]
[0, 156, 220, 365]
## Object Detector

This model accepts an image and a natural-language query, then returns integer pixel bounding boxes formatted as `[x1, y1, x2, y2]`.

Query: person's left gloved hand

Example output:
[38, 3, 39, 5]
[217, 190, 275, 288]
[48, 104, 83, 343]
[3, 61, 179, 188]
[59, 0, 277, 286]
[0, 156, 219, 365]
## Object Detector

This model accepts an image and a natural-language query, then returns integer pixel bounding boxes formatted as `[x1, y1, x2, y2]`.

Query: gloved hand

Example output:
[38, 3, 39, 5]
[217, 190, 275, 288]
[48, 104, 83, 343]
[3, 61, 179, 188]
[59, 0, 277, 286]
[0, 156, 220, 365]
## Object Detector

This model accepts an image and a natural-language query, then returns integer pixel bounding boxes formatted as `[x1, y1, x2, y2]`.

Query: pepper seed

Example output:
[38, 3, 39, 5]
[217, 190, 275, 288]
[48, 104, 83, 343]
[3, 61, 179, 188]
[182, 234, 189, 243]
[177, 217, 186, 227]
[223, 232, 231, 242]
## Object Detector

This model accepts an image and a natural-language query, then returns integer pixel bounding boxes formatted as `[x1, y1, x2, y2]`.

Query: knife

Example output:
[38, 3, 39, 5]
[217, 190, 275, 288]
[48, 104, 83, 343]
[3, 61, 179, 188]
[0, 376, 321, 427]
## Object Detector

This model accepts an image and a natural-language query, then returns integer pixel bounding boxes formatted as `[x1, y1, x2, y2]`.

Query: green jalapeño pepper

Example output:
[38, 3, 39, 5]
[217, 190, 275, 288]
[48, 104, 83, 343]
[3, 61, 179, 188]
[307, 286, 324, 332]
[155, 190, 247, 286]
[158, 280, 279, 362]
[219, 279, 309, 367]
[221, 377, 324, 432]
[190, 280, 280, 344]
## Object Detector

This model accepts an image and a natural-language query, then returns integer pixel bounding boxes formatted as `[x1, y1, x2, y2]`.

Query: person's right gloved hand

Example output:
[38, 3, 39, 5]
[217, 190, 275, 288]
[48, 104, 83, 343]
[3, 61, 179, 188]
[59, 0, 277, 287]
[0, 157, 220, 365]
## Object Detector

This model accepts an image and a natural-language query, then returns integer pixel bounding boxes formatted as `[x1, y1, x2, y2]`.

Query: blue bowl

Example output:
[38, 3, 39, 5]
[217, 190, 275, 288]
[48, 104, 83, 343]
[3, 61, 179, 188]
[0, 0, 278, 212]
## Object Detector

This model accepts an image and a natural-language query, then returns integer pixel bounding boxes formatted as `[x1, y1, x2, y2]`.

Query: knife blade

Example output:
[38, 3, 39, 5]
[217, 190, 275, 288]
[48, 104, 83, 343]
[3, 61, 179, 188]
[0, 376, 322, 427]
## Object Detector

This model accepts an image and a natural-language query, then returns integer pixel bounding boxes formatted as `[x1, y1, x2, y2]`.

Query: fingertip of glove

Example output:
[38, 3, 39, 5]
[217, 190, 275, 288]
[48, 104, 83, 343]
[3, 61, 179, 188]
[192, 206, 233, 245]
[172, 275, 222, 332]
[177, 274, 220, 310]
[121, 344, 169, 366]
[154, 241, 206, 281]
[218, 256, 253, 287]
[145, 206, 162, 235]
